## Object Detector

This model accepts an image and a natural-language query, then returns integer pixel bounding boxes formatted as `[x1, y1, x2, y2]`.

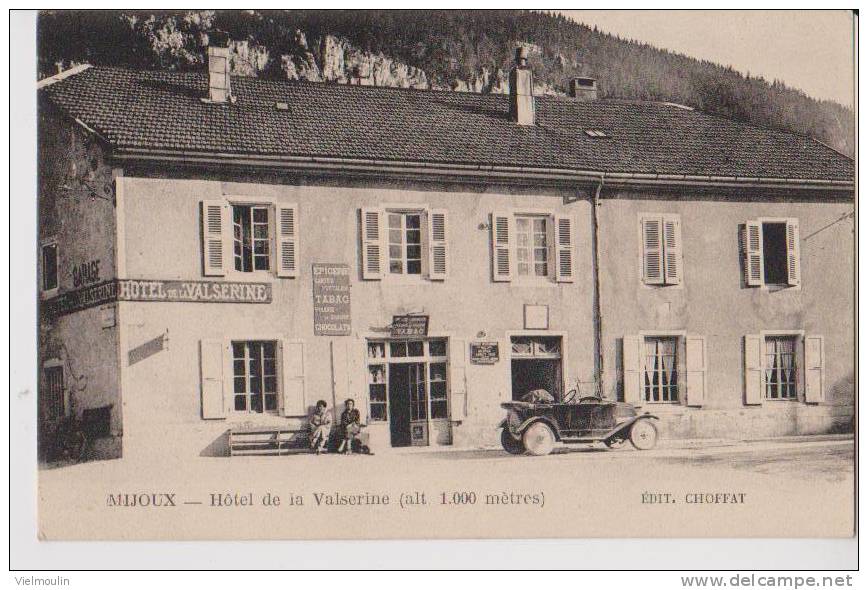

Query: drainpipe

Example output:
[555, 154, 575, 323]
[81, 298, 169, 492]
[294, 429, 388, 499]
[591, 174, 605, 398]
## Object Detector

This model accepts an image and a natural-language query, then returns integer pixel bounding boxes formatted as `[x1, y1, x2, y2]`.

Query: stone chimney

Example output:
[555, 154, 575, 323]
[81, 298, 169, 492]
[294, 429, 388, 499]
[509, 47, 535, 125]
[206, 31, 232, 103]
[569, 77, 598, 101]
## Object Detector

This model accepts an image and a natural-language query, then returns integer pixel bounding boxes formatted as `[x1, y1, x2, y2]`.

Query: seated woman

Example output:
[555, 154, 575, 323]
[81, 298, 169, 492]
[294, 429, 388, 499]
[308, 400, 332, 454]
[337, 398, 368, 455]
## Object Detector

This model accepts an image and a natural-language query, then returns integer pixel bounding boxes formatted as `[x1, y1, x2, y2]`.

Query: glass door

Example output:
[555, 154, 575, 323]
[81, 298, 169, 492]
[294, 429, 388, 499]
[409, 362, 429, 446]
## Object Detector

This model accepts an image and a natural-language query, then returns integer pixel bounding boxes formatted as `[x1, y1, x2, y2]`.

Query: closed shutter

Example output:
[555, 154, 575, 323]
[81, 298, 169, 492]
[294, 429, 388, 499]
[449, 338, 467, 417]
[201, 200, 229, 276]
[744, 334, 764, 405]
[276, 204, 299, 278]
[685, 335, 706, 407]
[804, 335, 825, 403]
[200, 339, 226, 419]
[641, 216, 664, 285]
[428, 209, 448, 280]
[786, 219, 801, 286]
[554, 214, 575, 282]
[744, 221, 764, 287]
[280, 341, 306, 416]
[491, 211, 513, 282]
[360, 208, 384, 280]
[623, 335, 643, 406]
[663, 215, 682, 285]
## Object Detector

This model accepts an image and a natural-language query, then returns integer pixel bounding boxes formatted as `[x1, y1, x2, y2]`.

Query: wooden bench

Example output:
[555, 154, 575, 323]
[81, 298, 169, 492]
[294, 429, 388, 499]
[228, 427, 309, 456]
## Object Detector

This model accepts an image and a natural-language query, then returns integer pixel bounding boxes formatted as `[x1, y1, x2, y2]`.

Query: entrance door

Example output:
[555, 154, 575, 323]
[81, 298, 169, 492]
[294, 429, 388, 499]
[388, 364, 412, 447]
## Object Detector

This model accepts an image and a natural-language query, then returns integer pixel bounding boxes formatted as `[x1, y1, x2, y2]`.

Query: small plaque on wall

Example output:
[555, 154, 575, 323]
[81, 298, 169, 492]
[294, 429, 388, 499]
[470, 341, 500, 364]
[524, 304, 549, 330]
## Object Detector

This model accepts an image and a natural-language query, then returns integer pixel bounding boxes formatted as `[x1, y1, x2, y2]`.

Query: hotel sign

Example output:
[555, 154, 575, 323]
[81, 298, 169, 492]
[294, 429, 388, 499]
[117, 280, 271, 304]
[43, 279, 272, 317]
[312, 263, 352, 336]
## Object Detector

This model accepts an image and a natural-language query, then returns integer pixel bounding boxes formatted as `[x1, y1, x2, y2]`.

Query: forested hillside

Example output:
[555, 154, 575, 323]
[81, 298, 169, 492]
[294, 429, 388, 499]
[38, 10, 854, 157]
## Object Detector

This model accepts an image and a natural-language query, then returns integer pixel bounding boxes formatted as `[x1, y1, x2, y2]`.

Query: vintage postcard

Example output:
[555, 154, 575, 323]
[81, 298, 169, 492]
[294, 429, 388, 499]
[33, 9, 855, 541]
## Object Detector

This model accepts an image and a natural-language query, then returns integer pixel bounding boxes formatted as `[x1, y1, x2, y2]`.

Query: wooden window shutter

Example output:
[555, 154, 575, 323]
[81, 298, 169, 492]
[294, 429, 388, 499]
[622, 335, 643, 406]
[428, 209, 448, 280]
[641, 216, 664, 285]
[786, 219, 801, 286]
[449, 338, 467, 417]
[663, 215, 682, 285]
[201, 200, 229, 276]
[280, 341, 306, 417]
[360, 207, 384, 280]
[685, 335, 706, 407]
[804, 335, 825, 403]
[744, 334, 764, 405]
[491, 211, 513, 282]
[554, 214, 575, 282]
[199, 339, 226, 419]
[743, 221, 764, 287]
[276, 204, 299, 278]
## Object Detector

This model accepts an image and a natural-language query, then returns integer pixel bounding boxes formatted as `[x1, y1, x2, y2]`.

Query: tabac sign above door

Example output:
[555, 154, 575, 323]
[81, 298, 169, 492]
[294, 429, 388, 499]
[390, 315, 429, 338]
[43, 279, 272, 317]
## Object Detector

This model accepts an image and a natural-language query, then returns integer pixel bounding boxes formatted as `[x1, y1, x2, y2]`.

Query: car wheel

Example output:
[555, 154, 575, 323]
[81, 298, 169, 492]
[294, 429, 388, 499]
[522, 422, 555, 456]
[629, 419, 658, 450]
[501, 429, 525, 455]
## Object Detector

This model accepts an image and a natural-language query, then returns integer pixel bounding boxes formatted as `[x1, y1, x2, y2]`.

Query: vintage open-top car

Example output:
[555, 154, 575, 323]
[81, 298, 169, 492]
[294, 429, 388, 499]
[499, 390, 659, 456]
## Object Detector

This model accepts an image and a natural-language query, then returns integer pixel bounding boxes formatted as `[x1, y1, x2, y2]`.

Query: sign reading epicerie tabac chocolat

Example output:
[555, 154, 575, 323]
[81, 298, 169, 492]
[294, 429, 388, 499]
[312, 263, 351, 335]
[117, 279, 271, 303]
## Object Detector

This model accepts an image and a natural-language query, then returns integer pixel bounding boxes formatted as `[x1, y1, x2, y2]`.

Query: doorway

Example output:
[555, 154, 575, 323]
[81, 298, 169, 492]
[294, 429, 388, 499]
[366, 338, 451, 448]
[388, 363, 426, 447]
[510, 335, 564, 401]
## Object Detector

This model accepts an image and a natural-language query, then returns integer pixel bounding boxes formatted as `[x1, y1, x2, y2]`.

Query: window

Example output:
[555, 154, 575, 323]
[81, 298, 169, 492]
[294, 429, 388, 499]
[41, 242, 58, 293]
[201, 200, 298, 278]
[762, 223, 788, 285]
[516, 215, 548, 277]
[765, 336, 797, 400]
[232, 341, 278, 413]
[360, 207, 448, 281]
[387, 212, 423, 275]
[744, 219, 800, 287]
[641, 214, 682, 285]
[233, 205, 270, 272]
[643, 337, 679, 403]
[491, 211, 574, 283]
[42, 365, 64, 420]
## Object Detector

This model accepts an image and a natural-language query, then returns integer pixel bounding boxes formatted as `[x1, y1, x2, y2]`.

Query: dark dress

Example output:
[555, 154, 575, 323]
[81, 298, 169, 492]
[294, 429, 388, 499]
[339, 408, 361, 440]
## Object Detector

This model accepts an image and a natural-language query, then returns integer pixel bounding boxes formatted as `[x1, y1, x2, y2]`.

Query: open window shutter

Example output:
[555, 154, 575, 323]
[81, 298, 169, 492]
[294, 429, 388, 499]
[685, 335, 706, 407]
[201, 200, 229, 276]
[786, 219, 801, 286]
[491, 212, 513, 282]
[622, 335, 643, 406]
[276, 204, 299, 278]
[280, 341, 306, 417]
[744, 334, 764, 405]
[200, 339, 226, 419]
[449, 338, 467, 417]
[360, 207, 384, 280]
[641, 216, 664, 285]
[804, 335, 825, 403]
[554, 214, 575, 282]
[428, 209, 448, 280]
[744, 221, 764, 287]
[663, 215, 682, 285]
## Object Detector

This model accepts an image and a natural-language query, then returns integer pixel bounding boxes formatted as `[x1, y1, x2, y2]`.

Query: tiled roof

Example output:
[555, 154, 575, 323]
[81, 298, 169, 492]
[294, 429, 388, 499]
[39, 66, 854, 182]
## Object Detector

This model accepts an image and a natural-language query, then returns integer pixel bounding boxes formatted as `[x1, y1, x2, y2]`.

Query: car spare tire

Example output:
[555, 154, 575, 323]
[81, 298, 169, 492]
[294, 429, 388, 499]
[522, 422, 556, 456]
[501, 429, 525, 455]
